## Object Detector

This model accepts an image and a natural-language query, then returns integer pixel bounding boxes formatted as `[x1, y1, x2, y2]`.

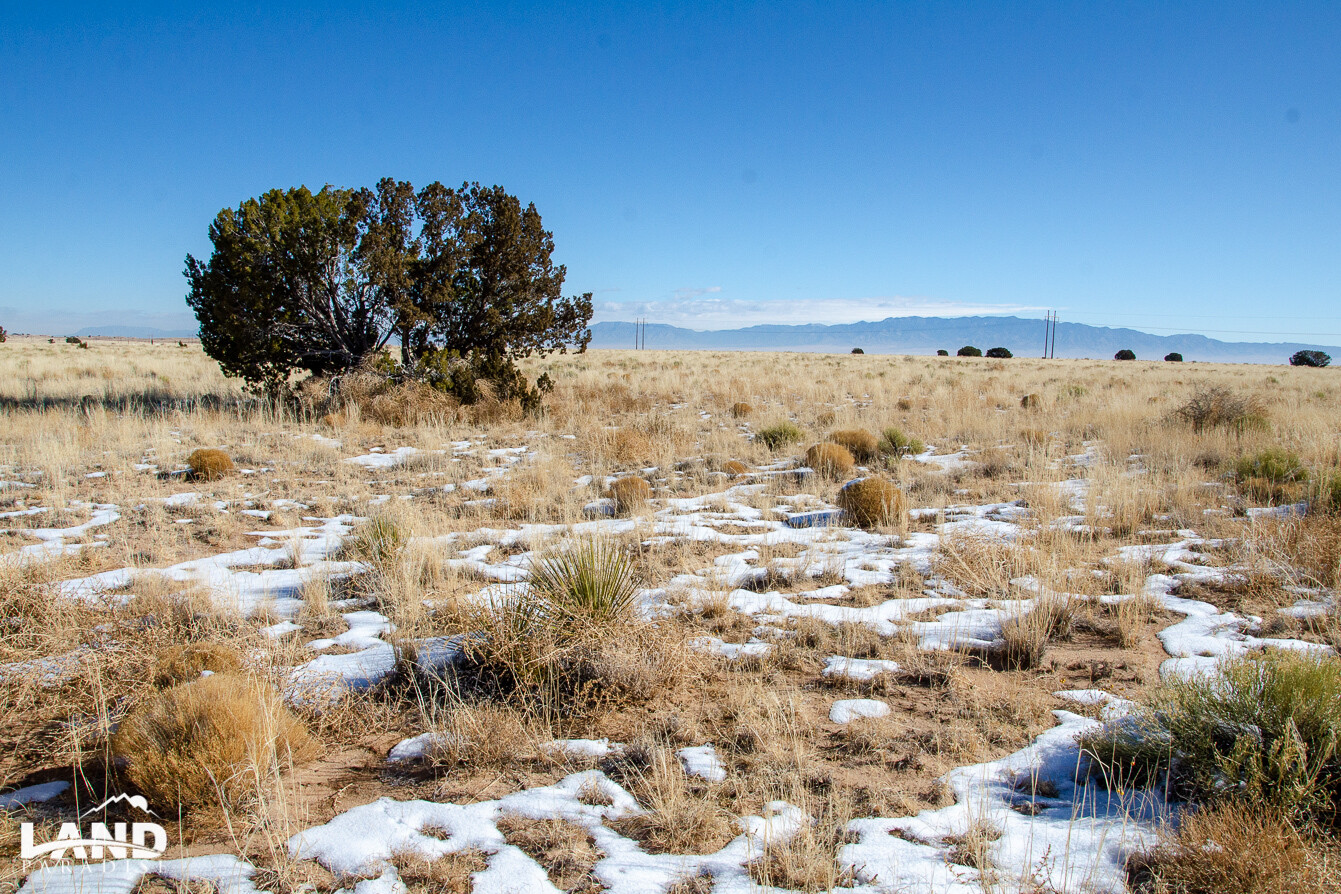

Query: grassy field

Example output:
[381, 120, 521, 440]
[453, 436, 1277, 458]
[2, 335, 1340, 893]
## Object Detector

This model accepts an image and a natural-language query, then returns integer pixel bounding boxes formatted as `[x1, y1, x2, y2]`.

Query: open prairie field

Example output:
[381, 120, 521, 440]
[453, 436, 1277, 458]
[3, 336, 1341, 893]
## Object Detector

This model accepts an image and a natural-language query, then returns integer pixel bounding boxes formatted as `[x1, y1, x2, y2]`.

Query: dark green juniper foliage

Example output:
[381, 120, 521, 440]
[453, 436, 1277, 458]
[185, 179, 592, 409]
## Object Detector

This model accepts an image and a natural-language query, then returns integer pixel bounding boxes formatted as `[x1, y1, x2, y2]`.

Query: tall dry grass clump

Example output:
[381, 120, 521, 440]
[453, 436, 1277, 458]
[827, 428, 878, 461]
[836, 478, 907, 528]
[804, 442, 855, 479]
[730, 401, 753, 418]
[152, 642, 244, 687]
[111, 673, 316, 813]
[1128, 802, 1341, 893]
[186, 448, 234, 480]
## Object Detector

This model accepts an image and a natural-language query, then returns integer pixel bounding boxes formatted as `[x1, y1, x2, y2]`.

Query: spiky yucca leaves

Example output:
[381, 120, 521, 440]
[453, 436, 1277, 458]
[348, 511, 405, 567]
[527, 538, 641, 625]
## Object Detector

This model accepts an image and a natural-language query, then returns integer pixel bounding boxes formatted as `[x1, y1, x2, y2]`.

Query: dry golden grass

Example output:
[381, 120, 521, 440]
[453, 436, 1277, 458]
[4, 340, 1341, 889]
[1128, 804, 1341, 893]
[153, 642, 244, 687]
[111, 673, 317, 813]
[495, 816, 605, 893]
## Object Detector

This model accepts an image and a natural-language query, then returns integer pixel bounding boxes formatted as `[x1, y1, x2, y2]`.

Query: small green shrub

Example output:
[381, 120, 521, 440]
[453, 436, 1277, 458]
[827, 428, 878, 461]
[1081, 650, 1341, 829]
[1164, 352, 1184, 362]
[1234, 448, 1307, 502]
[348, 511, 405, 566]
[878, 427, 925, 458]
[936, 349, 949, 356]
[985, 347, 1012, 358]
[850, 347, 864, 354]
[956, 345, 982, 357]
[1115, 349, 1136, 360]
[756, 421, 803, 450]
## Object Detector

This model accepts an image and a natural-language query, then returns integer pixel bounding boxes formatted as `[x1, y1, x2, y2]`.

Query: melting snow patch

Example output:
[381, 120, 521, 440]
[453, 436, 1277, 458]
[830, 698, 890, 723]
[677, 745, 726, 782]
[823, 656, 901, 681]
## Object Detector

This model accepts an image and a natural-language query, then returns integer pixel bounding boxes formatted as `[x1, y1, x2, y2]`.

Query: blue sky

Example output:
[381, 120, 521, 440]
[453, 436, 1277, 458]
[2, 2, 1338, 339]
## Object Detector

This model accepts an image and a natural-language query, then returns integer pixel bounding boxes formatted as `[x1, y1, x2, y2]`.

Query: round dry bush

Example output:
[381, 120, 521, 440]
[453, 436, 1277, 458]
[837, 478, 907, 528]
[152, 643, 243, 687]
[1020, 393, 1041, 409]
[722, 460, 749, 478]
[610, 476, 652, 512]
[827, 429, 879, 461]
[186, 448, 234, 480]
[730, 402, 753, 418]
[612, 428, 653, 464]
[804, 443, 855, 480]
[1020, 428, 1048, 448]
[111, 673, 316, 812]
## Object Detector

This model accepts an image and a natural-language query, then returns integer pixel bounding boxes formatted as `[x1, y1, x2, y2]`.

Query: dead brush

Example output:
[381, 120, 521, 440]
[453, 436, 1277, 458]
[152, 642, 244, 687]
[1175, 385, 1268, 433]
[933, 531, 1034, 599]
[110, 672, 317, 814]
[730, 401, 754, 418]
[389, 848, 489, 894]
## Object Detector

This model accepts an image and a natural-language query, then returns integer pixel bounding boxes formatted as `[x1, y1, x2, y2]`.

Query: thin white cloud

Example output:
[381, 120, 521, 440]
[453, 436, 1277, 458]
[592, 295, 1047, 330]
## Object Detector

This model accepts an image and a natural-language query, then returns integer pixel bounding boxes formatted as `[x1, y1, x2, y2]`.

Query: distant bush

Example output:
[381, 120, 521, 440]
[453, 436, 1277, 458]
[610, 476, 651, 513]
[1019, 393, 1041, 409]
[827, 429, 879, 461]
[985, 347, 1012, 358]
[837, 478, 906, 528]
[1291, 350, 1331, 368]
[956, 345, 982, 357]
[722, 460, 749, 478]
[1164, 352, 1184, 362]
[1080, 650, 1341, 830]
[936, 349, 949, 356]
[804, 442, 855, 479]
[1114, 349, 1136, 360]
[111, 673, 315, 812]
[1175, 386, 1267, 433]
[878, 427, 925, 458]
[730, 401, 753, 418]
[0, 324, 7, 343]
[65, 335, 82, 345]
[850, 347, 864, 354]
[186, 448, 235, 480]
[756, 421, 803, 450]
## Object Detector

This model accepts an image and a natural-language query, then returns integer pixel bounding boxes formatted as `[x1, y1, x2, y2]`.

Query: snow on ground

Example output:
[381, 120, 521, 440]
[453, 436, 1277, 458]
[11, 439, 1335, 893]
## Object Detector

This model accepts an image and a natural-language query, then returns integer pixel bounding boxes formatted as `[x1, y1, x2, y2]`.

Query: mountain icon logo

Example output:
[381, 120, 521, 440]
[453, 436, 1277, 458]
[79, 793, 156, 818]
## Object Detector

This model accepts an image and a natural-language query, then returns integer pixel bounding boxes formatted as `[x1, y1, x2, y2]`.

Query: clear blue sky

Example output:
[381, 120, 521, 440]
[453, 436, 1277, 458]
[2, 2, 1338, 339]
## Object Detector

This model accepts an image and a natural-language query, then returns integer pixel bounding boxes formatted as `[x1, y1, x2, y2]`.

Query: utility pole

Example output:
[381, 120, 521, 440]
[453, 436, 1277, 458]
[1043, 312, 1051, 359]
[1049, 312, 1058, 359]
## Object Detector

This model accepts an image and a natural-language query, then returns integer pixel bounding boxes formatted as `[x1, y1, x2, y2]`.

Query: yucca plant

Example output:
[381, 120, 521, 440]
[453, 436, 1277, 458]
[526, 538, 641, 625]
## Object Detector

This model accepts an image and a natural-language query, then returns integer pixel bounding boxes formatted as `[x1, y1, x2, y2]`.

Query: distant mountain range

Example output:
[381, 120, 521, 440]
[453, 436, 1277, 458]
[590, 316, 1338, 364]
